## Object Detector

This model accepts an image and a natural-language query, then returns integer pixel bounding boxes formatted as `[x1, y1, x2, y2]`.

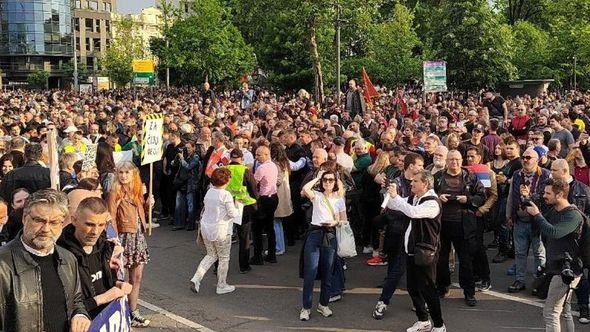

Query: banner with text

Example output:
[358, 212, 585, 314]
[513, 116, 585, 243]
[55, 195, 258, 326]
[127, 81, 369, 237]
[141, 113, 164, 165]
[423, 61, 447, 93]
[88, 297, 131, 332]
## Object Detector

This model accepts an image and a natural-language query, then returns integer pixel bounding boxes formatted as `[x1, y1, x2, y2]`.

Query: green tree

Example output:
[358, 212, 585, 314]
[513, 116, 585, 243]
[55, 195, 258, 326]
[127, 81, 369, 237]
[62, 60, 90, 83]
[27, 70, 49, 89]
[426, 0, 516, 90]
[151, 0, 255, 86]
[511, 21, 555, 80]
[101, 16, 145, 87]
[362, 3, 422, 86]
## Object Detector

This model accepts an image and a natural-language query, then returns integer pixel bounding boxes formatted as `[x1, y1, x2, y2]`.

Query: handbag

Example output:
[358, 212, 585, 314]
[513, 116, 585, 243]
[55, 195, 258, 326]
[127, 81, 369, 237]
[413, 196, 439, 267]
[323, 194, 357, 258]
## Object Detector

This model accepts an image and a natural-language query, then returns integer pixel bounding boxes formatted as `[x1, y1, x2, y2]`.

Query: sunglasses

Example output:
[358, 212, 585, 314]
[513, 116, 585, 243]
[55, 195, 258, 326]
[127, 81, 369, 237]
[322, 178, 336, 183]
[522, 155, 536, 161]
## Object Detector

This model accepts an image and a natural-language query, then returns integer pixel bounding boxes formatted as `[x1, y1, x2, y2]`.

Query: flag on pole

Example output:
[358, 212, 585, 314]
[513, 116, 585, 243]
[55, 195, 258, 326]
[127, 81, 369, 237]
[48, 129, 60, 190]
[361, 67, 379, 106]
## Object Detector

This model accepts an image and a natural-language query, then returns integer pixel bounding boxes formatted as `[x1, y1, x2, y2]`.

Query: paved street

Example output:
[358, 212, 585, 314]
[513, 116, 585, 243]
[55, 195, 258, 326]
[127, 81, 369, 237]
[137, 223, 584, 331]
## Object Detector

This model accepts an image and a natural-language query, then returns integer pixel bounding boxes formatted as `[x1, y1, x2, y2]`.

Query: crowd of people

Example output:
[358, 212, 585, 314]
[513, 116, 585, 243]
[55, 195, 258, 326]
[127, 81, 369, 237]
[0, 82, 589, 332]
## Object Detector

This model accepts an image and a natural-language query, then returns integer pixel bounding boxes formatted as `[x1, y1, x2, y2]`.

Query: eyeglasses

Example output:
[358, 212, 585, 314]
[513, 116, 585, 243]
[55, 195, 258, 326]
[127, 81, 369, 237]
[322, 178, 336, 183]
[522, 155, 536, 161]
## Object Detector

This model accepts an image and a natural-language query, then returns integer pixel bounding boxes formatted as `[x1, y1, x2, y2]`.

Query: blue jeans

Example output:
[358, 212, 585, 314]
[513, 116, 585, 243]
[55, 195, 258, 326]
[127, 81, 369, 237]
[329, 255, 346, 297]
[174, 191, 196, 228]
[513, 222, 546, 283]
[274, 219, 285, 253]
[379, 252, 407, 304]
[302, 230, 337, 309]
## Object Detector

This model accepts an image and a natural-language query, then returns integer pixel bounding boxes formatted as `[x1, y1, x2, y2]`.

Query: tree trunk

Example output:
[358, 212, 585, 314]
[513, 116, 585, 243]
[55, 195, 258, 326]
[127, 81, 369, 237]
[308, 16, 324, 104]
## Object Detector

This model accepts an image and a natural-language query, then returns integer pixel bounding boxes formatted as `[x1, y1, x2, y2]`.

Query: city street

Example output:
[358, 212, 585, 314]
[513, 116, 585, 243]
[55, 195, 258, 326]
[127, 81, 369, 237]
[137, 223, 584, 331]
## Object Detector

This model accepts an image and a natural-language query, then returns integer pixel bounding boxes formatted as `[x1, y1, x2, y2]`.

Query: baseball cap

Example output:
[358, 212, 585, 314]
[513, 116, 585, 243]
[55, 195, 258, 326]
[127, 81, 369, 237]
[533, 145, 548, 159]
[472, 124, 485, 132]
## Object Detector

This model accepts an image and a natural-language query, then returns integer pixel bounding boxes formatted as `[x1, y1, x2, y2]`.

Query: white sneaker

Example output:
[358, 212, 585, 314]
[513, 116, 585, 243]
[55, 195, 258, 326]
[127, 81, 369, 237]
[362, 246, 374, 254]
[151, 222, 160, 229]
[431, 324, 447, 332]
[216, 284, 236, 294]
[189, 279, 200, 293]
[372, 301, 387, 320]
[300, 308, 310, 321]
[317, 304, 333, 317]
[407, 320, 432, 332]
[328, 294, 342, 303]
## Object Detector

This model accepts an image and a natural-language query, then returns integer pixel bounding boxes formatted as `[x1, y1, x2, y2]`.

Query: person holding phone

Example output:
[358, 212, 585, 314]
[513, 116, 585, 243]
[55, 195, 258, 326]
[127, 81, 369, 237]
[299, 170, 347, 321]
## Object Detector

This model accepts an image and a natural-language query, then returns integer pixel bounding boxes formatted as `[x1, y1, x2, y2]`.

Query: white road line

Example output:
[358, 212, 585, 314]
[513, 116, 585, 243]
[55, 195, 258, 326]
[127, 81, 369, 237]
[138, 299, 216, 332]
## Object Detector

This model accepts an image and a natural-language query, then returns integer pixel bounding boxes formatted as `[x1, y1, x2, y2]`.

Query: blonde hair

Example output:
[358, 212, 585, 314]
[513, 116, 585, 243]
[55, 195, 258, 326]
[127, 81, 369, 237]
[367, 150, 390, 177]
[59, 152, 77, 170]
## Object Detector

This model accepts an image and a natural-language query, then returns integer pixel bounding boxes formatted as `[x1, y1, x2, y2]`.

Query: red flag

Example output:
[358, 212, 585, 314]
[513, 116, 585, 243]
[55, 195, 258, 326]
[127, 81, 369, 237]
[362, 67, 379, 105]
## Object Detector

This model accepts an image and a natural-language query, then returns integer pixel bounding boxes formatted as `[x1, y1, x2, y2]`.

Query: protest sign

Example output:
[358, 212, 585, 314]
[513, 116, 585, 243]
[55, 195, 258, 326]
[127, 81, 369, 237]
[141, 113, 164, 235]
[423, 61, 448, 93]
[82, 143, 98, 171]
[141, 113, 164, 166]
[113, 150, 133, 166]
[88, 297, 131, 332]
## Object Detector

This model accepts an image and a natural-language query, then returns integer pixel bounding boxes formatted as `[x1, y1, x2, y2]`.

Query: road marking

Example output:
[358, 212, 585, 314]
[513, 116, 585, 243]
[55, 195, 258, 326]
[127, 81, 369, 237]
[233, 315, 271, 321]
[282, 327, 391, 332]
[451, 283, 543, 308]
[138, 299, 216, 332]
[497, 327, 544, 330]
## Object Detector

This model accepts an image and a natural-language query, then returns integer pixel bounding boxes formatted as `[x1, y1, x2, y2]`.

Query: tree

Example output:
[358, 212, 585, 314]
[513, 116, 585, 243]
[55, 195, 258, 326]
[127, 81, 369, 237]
[151, 0, 255, 86]
[495, 0, 547, 25]
[362, 3, 422, 86]
[426, 0, 516, 90]
[27, 70, 49, 89]
[101, 16, 145, 87]
[511, 21, 555, 80]
[62, 60, 90, 83]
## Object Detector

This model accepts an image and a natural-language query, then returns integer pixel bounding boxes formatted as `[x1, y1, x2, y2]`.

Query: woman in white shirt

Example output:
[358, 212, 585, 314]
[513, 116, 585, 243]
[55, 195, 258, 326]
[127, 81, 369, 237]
[299, 170, 347, 321]
[190, 167, 238, 295]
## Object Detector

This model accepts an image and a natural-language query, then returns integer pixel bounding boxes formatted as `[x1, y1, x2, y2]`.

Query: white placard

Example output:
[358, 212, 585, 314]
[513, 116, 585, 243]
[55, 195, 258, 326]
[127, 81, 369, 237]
[141, 114, 164, 165]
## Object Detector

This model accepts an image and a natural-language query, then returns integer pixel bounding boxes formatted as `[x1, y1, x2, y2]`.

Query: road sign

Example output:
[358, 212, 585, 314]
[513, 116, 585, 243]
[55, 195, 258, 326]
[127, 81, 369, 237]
[423, 61, 447, 93]
[132, 60, 154, 73]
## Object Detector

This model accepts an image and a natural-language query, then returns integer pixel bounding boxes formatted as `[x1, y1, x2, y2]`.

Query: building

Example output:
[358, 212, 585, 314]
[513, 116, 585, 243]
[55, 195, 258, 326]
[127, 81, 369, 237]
[155, 0, 194, 15]
[0, 0, 74, 87]
[111, 6, 162, 57]
[74, 0, 116, 75]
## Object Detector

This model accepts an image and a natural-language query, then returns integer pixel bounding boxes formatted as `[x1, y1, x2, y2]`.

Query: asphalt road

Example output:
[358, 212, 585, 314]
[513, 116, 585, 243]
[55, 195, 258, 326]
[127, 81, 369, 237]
[137, 223, 586, 332]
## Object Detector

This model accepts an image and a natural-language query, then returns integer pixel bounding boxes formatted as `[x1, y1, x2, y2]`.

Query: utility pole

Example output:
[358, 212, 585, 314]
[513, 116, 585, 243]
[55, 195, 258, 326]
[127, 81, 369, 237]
[573, 56, 577, 91]
[335, 2, 342, 108]
[166, 40, 170, 88]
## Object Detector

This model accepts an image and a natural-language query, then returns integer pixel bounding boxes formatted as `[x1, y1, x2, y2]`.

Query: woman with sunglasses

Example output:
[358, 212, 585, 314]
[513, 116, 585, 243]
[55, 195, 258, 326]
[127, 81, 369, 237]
[299, 170, 347, 321]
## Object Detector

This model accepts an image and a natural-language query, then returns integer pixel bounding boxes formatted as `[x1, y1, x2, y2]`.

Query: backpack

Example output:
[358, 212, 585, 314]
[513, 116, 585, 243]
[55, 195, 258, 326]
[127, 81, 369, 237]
[570, 206, 590, 268]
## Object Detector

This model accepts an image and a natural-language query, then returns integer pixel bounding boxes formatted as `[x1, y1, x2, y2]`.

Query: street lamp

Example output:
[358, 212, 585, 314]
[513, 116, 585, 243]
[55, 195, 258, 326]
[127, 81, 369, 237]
[71, 6, 79, 91]
[573, 56, 577, 91]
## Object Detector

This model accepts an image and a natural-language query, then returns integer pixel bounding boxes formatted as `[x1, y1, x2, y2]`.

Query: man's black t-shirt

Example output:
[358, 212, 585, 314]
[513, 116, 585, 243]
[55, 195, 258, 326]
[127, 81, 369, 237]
[484, 96, 505, 118]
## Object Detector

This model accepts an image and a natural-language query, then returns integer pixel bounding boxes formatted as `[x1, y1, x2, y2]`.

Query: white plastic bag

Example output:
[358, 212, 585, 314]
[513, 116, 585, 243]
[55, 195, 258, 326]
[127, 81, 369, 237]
[336, 223, 357, 258]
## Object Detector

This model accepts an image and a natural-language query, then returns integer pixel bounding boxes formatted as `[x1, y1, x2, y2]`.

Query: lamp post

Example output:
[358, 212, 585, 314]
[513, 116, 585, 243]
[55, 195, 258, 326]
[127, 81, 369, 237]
[573, 56, 577, 91]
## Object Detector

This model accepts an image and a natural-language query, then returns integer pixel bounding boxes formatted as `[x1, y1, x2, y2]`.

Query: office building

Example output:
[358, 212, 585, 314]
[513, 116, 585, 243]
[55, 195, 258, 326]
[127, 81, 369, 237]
[74, 0, 116, 74]
[0, 0, 74, 87]
[111, 6, 162, 57]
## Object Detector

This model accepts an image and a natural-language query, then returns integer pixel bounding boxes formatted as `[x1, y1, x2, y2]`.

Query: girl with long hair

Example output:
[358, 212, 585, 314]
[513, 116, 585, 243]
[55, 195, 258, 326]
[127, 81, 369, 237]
[270, 142, 293, 255]
[107, 161, 153, 327]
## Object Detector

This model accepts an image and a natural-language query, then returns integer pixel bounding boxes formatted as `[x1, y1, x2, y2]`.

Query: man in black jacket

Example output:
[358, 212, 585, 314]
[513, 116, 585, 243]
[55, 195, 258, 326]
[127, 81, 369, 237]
[434, 150, 486, 307]
[0, 189, 90, 332]
[0, 143, 50, 202]
[58, 197, 133, 319]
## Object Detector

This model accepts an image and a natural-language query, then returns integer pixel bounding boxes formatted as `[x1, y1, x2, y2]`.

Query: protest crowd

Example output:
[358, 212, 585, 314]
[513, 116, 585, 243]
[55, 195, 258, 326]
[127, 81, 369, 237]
[0, 81, 589, 332]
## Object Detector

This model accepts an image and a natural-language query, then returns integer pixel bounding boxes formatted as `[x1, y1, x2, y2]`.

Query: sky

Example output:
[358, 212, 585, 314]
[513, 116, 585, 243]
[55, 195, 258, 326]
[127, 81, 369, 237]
[117, 0, 156, 14]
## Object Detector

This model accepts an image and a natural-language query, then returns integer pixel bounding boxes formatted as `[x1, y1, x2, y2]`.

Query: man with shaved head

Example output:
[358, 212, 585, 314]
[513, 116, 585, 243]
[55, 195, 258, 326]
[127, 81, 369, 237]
[251, 146, 279, 265]
[506, 147, 550, 294]
[550, 158, 590, 321]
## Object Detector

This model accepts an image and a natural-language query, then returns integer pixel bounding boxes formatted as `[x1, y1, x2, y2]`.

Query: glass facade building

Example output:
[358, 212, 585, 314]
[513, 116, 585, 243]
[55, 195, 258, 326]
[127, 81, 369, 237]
[0, 0, 73, 85]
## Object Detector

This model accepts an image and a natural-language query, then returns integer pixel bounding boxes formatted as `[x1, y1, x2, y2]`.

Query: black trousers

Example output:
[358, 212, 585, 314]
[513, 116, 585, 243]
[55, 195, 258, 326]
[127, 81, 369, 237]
[407, 255, 444, 328]
[473, 217, 491, 282]
[237, 205, 255, 270]
[253, 195, 279, 259]
[436, 229, 476, 297]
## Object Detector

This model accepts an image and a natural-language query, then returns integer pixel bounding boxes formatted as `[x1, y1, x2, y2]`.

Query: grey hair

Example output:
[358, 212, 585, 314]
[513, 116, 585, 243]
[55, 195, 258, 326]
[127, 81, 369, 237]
[23, 189, 69, 218]
[414, 170, 435, 190]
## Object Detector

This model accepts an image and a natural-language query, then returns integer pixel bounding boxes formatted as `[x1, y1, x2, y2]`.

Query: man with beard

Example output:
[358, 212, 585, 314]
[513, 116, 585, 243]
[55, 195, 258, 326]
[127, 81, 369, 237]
[0, 189, 90, 332]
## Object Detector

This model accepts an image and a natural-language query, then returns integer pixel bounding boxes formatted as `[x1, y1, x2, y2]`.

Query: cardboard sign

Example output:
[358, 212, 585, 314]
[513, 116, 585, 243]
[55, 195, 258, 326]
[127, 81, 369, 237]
[141, 114, 164, 165]
[82, 143, 98, 171]
[113, 150, 133, 166]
